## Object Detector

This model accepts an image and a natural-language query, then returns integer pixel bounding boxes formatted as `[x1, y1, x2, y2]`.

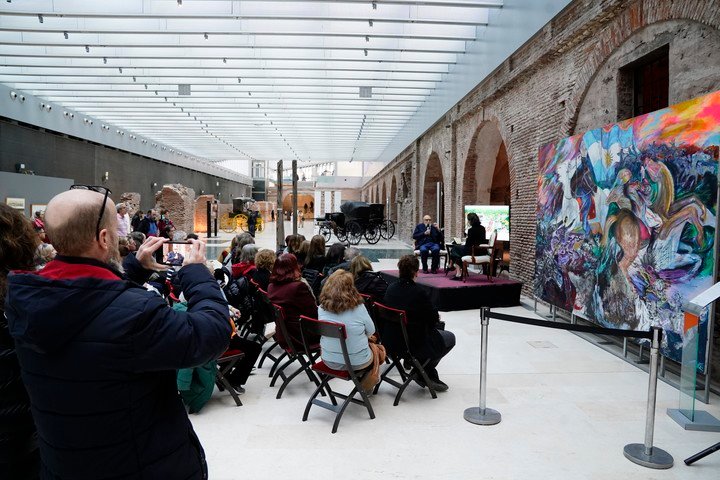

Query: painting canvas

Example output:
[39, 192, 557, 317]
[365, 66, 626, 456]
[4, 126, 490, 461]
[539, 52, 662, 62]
[464, 205, 510, 241]
[536, 90, 720, 365]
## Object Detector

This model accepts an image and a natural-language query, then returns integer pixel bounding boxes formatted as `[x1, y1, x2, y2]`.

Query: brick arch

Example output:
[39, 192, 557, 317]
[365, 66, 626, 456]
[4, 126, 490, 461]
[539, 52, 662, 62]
[381, 181, 387, 206]
[421, 152, 444, 223]
[461, 119, 508, 207]
[562, 4, 720, 136]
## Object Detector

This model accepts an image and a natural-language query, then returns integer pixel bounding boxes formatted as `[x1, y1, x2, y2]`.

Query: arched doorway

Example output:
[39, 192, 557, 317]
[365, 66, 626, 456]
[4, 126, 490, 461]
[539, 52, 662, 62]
[463, 120, 510, 207]
[390, 175, 398, 221]
[282, 193, 314, 216]
[423, 152, 444, 225]
[381, 182, 387, 208]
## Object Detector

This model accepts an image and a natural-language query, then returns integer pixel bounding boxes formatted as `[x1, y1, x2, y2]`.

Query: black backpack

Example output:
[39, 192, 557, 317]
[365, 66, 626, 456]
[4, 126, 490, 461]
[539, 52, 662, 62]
[215, 267, 253, 316]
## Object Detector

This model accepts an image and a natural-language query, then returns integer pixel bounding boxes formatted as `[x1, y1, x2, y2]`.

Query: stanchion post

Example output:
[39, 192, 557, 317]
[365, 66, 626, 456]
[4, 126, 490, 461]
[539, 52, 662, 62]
[464, 307, 501, 426]
[623, 327, 673, 469]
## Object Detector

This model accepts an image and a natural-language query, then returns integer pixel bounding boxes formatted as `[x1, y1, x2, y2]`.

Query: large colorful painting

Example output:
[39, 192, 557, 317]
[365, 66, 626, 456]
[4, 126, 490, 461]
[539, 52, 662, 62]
[536, 91, 720, 365]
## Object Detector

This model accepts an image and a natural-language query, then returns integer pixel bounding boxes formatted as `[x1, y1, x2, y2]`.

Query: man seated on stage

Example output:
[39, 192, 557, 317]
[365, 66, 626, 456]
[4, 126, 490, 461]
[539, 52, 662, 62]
[413, 214, 443, 274]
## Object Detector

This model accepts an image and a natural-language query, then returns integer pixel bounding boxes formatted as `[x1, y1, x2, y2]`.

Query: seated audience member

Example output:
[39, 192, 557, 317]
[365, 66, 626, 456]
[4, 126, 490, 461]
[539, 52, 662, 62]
[322, 243, 346, 276]
[304, 235, 327, 271]
[118, 237, 132, 259]
[34, 242, 57, 270]
[34, 226, 48, 244]
[413, 214, 443, 274]
[130, 231, 146, 250]
[227, 233, 255, 267]
[186, 233, 199, 241]
[327, 246, 362, 276]
[318, 271, 376, 371]
[284, 234, 303, 257]
[0, 204, 40, 479]
[350, 255, 388, 301]
[5, 188, 232, 479]
[295, 240, 310, 266]
[139, 209, 159, 237]
[449, 212, 486, 280]
[253, 249, 275, 291]
[161, 225, 175, 240]
[116, 203, 129, 238]
[267, 253, 319, 348]
[232, 244, 259, 279]
[382, 255, 455, 391]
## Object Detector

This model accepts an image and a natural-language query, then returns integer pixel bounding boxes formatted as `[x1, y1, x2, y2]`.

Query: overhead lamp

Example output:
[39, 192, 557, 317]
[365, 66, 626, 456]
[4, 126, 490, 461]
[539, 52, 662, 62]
[372, 1, 377, 9]
[118, 67, 123, 73]
[85, 45, 90, 53]
[366, 35, 370, 42]
[132, 76, 136, 82]
[151, 182, 158, 188]
[222, 58, 227, 63]
[9, 91, 17, 99]
[103, 57, 107, 64]
[204, 33, 208, 40]
[238, 77, 241, 83]
[364, 49, 368, 56]
[63, 31, 68, 39]
[368, 19, 373, 27]
[177, 0, 182, 5]
[38, 14, 43, 23]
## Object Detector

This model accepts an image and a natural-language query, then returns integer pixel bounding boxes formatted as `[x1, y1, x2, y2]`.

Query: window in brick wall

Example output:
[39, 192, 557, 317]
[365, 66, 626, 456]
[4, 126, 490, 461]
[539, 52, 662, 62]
[617, 44, 669, 121]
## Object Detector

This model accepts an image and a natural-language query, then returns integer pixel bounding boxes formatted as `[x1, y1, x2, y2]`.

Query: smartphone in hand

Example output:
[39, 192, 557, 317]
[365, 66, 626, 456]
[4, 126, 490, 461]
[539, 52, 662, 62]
[162, 241, 192, 266]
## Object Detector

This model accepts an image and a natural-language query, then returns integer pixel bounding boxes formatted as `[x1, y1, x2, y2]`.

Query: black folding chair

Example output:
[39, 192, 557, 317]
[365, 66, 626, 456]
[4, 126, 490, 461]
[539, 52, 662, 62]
[268, 304, 323, 399]
[372, 302, 437, 405]
[215, 348, 245, 407]
[359, 293, 377, 326]
[299, 316, 375, 433]
[255, 287, 288, 376]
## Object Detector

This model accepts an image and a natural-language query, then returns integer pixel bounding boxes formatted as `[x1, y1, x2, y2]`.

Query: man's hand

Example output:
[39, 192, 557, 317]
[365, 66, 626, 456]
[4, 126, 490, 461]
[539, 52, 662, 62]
[183, 239, 207, 266]
[136, 236, 168, 271]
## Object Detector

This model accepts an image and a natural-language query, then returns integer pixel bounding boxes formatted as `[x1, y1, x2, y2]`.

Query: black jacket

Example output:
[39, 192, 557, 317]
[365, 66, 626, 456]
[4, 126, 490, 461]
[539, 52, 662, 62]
[5, 255, 231, 480]
[354, 271, 388, 302]
[381, 278, 443, 360]
[0, 308, 39, 479]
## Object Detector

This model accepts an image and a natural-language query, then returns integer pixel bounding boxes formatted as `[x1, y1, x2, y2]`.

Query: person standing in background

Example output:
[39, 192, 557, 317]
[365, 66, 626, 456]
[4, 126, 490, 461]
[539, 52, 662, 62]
[116, 203, 129, 238]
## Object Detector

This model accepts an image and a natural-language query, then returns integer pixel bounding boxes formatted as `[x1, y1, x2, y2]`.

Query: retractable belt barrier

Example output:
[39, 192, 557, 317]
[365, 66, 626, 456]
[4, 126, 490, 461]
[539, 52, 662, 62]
[464, 307, 674, 470]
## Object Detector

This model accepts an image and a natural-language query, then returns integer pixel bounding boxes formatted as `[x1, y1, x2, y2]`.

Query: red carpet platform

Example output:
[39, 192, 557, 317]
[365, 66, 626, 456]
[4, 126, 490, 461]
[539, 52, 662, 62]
[379, 270, 522, 312]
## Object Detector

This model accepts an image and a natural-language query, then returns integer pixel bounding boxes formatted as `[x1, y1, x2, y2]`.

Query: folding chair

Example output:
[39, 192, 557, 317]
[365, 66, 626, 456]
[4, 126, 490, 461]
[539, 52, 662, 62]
[372, 302, 437, 405]
[359, 293, 376, 325]
[215, 348, 245, 406]
[255, 288, 288, 376]
[268, 304, 323, 399]
[299, 316, 375, 433]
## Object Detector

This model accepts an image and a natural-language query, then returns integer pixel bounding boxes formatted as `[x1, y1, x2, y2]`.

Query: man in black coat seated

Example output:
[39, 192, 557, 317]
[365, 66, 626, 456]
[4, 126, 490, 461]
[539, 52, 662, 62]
[412, 214, 443, 273]
[5, 188, 232, 480]
[381, 255, 455, 391]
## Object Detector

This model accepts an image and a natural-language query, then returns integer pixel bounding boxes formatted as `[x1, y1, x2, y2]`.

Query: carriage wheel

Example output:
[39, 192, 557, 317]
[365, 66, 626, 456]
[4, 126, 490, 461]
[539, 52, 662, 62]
[380, 219, 395, 240]
[236, 214, 249, 232]
[220, 213, 236, 233]
[335, 226, 347, 242]
[256, 218, 264, 232]
[319, 225, 332, 243]
[365, 224, 381, 244]
[345, 221, 362, 245]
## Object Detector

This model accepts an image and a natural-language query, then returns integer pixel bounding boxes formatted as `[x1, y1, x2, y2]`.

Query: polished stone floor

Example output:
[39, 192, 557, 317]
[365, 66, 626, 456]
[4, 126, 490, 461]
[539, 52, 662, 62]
[190, 221, 720, 479]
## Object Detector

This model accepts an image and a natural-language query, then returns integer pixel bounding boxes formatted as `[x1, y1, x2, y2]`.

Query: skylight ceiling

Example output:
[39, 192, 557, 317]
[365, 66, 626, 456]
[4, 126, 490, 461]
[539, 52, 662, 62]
[0, 0, 503, 167]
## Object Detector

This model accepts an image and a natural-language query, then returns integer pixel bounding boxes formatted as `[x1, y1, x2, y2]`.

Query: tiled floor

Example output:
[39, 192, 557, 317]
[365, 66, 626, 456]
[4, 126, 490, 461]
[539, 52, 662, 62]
[191, 222, 720, 479]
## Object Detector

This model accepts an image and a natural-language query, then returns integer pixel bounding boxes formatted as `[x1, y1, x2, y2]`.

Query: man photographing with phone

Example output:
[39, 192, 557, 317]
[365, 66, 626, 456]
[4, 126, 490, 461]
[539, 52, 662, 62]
[5, 186, 232, 479]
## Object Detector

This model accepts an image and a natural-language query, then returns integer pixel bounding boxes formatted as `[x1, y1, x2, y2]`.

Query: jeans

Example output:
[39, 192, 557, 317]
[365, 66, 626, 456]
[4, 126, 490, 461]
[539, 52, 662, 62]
[418, 242, 441, 270]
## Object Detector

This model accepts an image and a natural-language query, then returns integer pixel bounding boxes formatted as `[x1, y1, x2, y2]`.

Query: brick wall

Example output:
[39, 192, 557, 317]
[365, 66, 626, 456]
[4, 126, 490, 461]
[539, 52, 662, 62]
[362, 0, 720, 386]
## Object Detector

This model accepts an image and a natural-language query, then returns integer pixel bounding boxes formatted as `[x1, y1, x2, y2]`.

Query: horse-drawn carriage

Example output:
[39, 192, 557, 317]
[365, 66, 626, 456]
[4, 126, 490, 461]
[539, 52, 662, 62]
[317, 201, 395, 245]
[220, 197, 264, 233]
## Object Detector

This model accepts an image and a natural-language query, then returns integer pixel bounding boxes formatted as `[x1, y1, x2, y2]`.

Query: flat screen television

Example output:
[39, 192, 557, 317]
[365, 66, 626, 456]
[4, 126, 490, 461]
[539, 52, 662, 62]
[463, 205, 510, 242]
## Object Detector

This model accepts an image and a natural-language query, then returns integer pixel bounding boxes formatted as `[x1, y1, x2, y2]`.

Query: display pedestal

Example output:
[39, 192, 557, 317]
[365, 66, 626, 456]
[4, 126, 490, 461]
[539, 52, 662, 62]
[667, 282, 720, 432]
[667, 409, 720, 432]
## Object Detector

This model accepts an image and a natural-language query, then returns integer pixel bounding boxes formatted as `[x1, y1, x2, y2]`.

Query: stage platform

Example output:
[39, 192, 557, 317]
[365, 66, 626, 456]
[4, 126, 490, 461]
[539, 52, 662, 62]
[379, 270, 523, 312]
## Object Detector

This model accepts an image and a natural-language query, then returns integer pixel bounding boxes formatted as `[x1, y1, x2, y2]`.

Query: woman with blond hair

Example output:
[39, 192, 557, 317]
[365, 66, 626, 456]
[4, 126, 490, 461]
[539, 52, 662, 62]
[318, 270, 376, 371]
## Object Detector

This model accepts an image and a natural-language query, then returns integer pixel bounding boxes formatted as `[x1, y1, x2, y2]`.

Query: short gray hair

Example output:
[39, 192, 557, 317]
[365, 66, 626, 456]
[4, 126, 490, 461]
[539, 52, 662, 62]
[239, 244, 259, 263]
[344, 247, 361, 261]
[115, 203, 126, 212]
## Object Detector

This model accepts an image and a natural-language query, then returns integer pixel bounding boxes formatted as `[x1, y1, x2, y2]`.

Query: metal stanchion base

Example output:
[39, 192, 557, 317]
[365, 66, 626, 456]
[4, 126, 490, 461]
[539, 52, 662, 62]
[623, 444, 674, 469]
[464, 407, 501, 425]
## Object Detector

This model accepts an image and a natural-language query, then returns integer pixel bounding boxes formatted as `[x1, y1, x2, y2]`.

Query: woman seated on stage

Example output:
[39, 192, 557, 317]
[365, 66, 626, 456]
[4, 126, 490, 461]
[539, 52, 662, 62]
[448, 212, 486, 281]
